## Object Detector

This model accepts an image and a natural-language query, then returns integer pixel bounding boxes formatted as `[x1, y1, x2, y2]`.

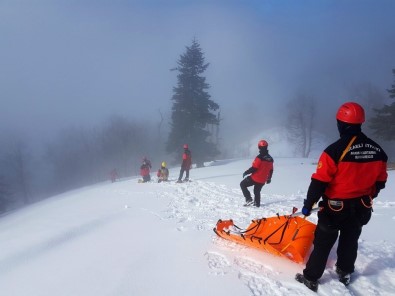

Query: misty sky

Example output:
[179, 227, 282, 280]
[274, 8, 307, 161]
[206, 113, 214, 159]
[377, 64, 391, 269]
[1, 0, 395, 146]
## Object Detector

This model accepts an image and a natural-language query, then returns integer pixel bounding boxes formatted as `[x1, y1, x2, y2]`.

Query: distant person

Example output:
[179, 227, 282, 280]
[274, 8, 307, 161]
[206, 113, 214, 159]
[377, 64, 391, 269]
[142, 156, 152, 169]
[177, 144, 192, 183]
[157, 161, 169, 183]
[240, 140, 273, 207]
[140, 157, 152, 183]
[110, 169, 119, 183]
[295, 102, 388, 292]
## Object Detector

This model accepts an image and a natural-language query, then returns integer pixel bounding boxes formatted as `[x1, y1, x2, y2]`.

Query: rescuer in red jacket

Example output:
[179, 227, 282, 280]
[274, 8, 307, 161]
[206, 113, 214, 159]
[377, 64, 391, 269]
[296, 102, 388, 292]
[240, 140, 273, 207]
[140, 157, 152, 183]
[177, 144, 192, 182]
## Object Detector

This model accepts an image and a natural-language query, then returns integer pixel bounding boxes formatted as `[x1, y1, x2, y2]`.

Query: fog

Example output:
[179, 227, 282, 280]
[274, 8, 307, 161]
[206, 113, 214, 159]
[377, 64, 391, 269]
[1, 0, 394, 206]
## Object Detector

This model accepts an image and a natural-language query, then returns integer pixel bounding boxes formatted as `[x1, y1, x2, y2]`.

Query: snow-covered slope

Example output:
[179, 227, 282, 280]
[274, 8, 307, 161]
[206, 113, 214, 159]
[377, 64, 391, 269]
[0, 158, 394, 295]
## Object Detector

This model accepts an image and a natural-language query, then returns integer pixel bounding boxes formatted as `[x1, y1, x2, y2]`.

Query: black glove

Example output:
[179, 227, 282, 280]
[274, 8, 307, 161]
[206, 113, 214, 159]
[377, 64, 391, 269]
[243, 171, 248, 178]
[266, 179, 271, 184]
[372, 188, 381, 199]
[373, 181, 385, 199]
[302, 206, 311, 216]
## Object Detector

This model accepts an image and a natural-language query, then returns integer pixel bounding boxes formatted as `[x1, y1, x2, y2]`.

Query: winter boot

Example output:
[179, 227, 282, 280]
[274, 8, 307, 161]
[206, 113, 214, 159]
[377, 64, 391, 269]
[295, 273, 318, 292]
[243, 200, 254, 207]
[336, 267, 351, 286]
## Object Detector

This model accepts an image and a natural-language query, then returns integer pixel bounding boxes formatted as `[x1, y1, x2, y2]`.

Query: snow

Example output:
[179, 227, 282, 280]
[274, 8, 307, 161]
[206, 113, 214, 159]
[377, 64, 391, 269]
[0, 157, 394, 296]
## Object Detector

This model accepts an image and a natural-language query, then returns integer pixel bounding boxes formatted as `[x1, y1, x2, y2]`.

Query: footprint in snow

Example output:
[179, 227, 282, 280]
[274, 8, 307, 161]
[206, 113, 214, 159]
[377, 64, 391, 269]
[205, 251, 231, 276]
[233, 256, 276, 275]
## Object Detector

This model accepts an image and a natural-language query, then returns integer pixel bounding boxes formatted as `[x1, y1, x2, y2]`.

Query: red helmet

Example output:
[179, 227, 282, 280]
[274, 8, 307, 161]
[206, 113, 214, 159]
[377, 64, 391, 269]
[336, 102, 365, 124]
[258, 140, 268, 149]
[183, 144, 188, 149]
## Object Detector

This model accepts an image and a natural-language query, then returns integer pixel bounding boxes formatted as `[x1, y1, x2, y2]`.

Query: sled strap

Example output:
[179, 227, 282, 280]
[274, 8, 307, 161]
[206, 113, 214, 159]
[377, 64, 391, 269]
[339, 136, 357, 162]
[263, 219, 290, 245]
[280, 217, 307, 252]
[232, 224, 244, 230]
[232, 219, 263, 235]
[243, 219, 263, 235]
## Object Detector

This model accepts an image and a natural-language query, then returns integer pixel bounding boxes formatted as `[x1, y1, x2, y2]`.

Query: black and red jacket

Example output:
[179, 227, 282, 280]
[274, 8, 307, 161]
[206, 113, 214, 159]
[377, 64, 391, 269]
[305, 132, 387, 208]
[181, 149, 192, 169]
[245, 151, 274, 184]
[140, 162, 151, 177]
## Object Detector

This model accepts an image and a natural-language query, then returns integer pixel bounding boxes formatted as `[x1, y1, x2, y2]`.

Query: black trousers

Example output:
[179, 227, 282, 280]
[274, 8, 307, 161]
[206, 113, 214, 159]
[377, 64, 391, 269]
[142, 175, 151, 182]
[303, 199, 371, 281]
[240, 176, 264, 207]
[178, 167, 189, 180]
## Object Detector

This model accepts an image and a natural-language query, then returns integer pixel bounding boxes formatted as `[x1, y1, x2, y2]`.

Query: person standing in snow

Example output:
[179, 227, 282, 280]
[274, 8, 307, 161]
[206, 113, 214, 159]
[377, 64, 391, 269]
[296, 102, 388, 292]
[110, 169, 119, 183]
[177, 144, 192, 183]
[140, 157, 152, 183]
[240, 140, 273, 207]
[157, 161, 169, 183]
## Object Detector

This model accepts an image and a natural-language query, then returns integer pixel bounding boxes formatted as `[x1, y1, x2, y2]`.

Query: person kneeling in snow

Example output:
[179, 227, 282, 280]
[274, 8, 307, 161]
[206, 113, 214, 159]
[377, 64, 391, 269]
[157, 161, 169, 183]
[240, 140, 273, 208]
[140, 157, 152, 183]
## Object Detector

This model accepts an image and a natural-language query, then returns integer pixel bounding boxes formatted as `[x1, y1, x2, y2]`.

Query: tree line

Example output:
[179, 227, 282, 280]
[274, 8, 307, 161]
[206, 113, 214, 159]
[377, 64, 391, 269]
[0, 116, 163, 213]
[285, 72, 395, 158]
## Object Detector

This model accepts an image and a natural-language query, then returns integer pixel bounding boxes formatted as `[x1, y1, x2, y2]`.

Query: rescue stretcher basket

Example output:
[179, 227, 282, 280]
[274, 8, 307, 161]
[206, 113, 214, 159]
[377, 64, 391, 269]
[213, 208, 318, 263]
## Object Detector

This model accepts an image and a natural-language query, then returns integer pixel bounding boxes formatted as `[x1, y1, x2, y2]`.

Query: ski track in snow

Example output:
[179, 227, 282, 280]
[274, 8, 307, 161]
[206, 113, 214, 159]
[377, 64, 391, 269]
[155, 179, 395, 296]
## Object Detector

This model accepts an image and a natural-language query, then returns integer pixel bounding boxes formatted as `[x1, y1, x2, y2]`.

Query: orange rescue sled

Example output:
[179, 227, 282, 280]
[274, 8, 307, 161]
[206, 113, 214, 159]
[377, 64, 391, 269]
[213, 210, 317, 263]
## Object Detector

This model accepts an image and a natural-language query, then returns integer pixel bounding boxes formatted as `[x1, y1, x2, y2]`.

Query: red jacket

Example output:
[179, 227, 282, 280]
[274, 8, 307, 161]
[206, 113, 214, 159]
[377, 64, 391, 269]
[250, 153, 274, 184]
[140, 164, 150, 177]
[310, 133, 387, 200]
[181, 149, 192, 169]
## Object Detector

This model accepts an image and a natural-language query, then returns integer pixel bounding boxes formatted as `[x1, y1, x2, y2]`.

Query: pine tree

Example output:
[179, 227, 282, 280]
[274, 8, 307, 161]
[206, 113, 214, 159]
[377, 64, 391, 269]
[369, 69, 395, 141]
[167, 39, 220, 167]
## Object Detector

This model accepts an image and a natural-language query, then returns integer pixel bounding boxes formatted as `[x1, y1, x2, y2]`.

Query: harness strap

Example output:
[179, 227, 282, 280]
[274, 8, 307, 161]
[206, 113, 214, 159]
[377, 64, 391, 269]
[339, 135, 357, 162]
[361, 196, 373, 209]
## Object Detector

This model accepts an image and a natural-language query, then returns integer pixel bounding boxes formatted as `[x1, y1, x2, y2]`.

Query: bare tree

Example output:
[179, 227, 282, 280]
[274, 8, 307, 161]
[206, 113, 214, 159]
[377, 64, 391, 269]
[100, 115, 155, 177]
[46, 127, 101, 193]
[0, 175, 12, 213]
[346, 82, 387, 121]
[2, 138, 32, 205]
[157, 109, 164, 145]
[286, 95, 315, 158]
